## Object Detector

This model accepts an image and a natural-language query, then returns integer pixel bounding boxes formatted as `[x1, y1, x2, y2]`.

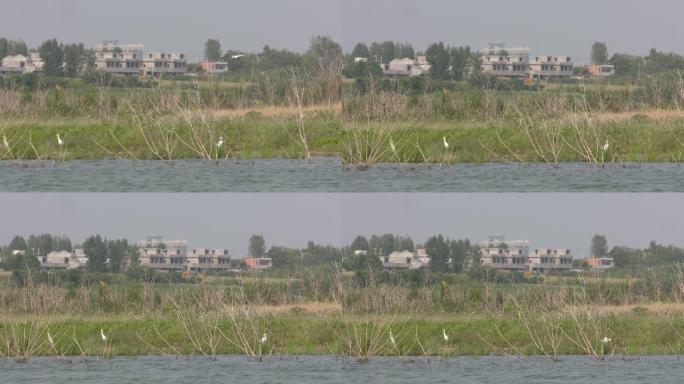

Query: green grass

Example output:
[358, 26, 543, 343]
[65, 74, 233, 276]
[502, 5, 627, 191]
[2, 310, 683, 357]
[0, 116, 681, 163]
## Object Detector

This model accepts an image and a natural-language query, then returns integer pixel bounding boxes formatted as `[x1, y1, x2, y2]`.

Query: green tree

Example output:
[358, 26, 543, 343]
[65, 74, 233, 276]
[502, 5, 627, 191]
[591, 42, 609, 65]
[204, 38, 222, 61]
[304, 35, 343, 70]
[84, 235, 108, 272]
[350, 235, 370, 253]
[350, 43, 370, 59]
[39, 38, 64, 76]
[266, 246, 300, 270]
[63, 43, 85, 77]
[591, 234, 608, 258]
[107, 239, 128, 273]
[8, 235, 27, 251]
[425, 235, 450, 272]
[449, 239, 471, 273]
[248, 235, 266, 258]
[426, 42, 451, 80]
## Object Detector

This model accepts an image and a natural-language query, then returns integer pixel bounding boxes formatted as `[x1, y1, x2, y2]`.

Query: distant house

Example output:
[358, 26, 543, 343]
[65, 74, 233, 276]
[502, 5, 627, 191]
[186, 248, 232, 273]
[143, 52, 187, 77]
[379, 249, 430, 270]
[477, 236, 573, 273]
[528, 248, 573, 273]
[137, 237, 231, 273]
[528, 56, 574, 80]
[381, 56, 431, 77]
[200, 61, 228, 74]
[585, 64, 615, 78]
[585, 257, 615, 270]
[94, 42, 144, 76]
[243, 257, 273, 271]
[479, 45, 574, 80]
[0, 54, 44, 74]
[40, 249, 88, 270]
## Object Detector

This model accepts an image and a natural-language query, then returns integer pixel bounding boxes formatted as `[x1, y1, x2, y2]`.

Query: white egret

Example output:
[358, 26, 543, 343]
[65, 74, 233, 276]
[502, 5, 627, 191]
[601, 336, 611, 344]
[232, 54, 245, 59]
[56, 134, 64, 147]
[602, 140, 609, 152]
[390, 139, 396, 154]
[217, 136, 224, 148]
[3, 135, 9, 150]
[442, 329, 449, 342]
[47, 332, 54, 347]
[100, 329, 107, 342]
[389, 330, 396, 347]
[260, 333, 268, 345]
[442, 137, 449, 150]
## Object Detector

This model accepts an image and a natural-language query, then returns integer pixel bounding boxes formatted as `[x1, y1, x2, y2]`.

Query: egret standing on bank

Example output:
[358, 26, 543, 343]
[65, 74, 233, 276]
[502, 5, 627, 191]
[100, 329, 107, 343]
[442, 329, 449, 342]
[3, 135, 9, 150]
[603, 140, 609, 152]
[389, 330, 396, 347]
[47, 332, 54, 348]
[442, 137, 449, 150]
[217, 136, 224, 148]
[57, 134, 64, 147]
[260, 333, 268, 345]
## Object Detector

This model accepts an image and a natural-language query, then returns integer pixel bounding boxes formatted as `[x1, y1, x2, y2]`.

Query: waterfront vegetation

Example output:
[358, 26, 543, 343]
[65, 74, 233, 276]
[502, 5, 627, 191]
[3, 234, 684, 361]
[1, 75, 684, 165]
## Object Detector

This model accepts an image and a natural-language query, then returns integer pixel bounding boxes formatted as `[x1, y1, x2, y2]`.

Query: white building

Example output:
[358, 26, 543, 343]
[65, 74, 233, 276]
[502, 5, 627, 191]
[94, 42, 145, 76]
[381, 56, 431, 77]
[0, 54, 44, 74]
[379, 249, 430, 270]
[186, 248, 232, 273]
[529, 56, 574, 80]
[478, 237, 573, 273]
[143, 52, 187, 77]
[138, 237, 230, 273]
[479, 45, 574, 80]
[40, 249, 88, 270]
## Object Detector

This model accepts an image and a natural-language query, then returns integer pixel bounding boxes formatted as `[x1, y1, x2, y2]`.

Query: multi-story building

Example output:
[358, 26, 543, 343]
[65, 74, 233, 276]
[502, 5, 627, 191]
[479, 45, 531, 78]
[479, 45, 574, 80]
[94, 42, 144, 76]
[528, 248, 573, 273]
[40, 249, 88, 270]
[379, 249, 430, 270]
[478, 237, 573, 273]
[0, 54, 44, 74]
[143, 52, 187, 77]
[138, 237, 188, 272]
[479, 247, 529, 272]
[186, 248, 232, 273]
[381, 56, 431, 77]
[529, 56, 574, 80]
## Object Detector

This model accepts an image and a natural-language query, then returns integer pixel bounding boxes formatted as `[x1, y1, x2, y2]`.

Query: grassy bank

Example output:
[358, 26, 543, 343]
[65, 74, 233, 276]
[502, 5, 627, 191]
[0, 113, 681, 163]
[3, 308, 684, 359]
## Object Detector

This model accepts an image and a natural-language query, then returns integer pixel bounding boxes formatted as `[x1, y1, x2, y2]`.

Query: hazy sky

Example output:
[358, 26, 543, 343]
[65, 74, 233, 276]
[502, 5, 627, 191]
[1, 194, 681, 257]
[2, 0, 684, 62]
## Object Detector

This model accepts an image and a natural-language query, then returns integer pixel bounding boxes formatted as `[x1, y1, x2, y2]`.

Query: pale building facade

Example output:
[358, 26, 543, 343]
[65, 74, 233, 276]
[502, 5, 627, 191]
[379, 249, 430, 270]
[0, 54, 44, 74]
[143, 52, 187, 77]
[381, 56, 431, 77]
[40, 249, 88, 270]
[478, 237, 573, 273]
[479, 45, 574, 80]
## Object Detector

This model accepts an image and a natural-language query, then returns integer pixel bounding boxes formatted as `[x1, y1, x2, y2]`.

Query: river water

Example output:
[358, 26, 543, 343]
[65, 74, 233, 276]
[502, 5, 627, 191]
[1, 355, 681, 383]
[0, 159, 681, 192]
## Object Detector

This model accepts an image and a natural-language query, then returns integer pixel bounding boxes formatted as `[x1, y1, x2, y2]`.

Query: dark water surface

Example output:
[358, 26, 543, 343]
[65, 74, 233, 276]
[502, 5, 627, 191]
[1, 355, 682, 384]
[0, 158, 682, 192]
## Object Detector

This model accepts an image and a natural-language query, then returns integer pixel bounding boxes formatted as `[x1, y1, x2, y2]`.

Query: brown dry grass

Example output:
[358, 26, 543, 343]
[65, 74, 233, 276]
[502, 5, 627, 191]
[211, 103, 341, 119]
